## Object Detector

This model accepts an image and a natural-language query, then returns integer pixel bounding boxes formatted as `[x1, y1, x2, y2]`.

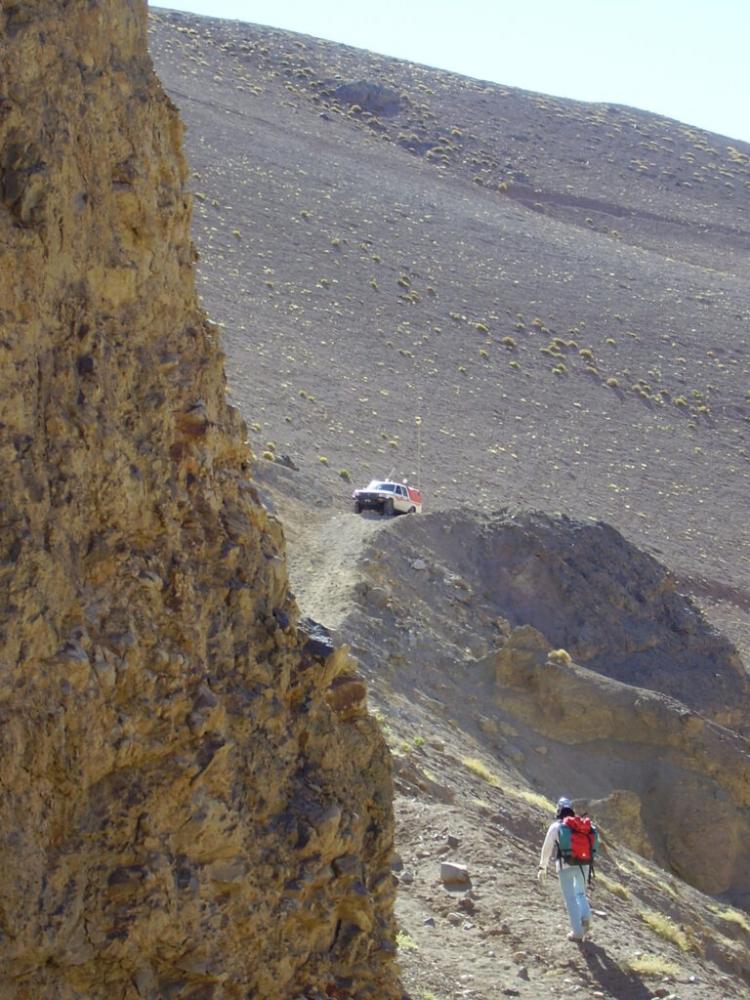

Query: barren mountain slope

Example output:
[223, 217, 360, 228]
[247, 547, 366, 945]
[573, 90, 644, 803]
[148, 8, 750, 664]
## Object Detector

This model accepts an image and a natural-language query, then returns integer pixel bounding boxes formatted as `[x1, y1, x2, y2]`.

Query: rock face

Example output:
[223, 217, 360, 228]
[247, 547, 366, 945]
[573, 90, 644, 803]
[469, 513, 750, 732]
[364, 510, 750, 734]
[492, 627, 750, 897]
[0, 3, 398, 997]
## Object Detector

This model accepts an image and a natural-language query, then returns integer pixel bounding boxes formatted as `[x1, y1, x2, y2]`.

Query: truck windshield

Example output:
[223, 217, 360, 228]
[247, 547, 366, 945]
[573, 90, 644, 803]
[367, 481, 395, 491]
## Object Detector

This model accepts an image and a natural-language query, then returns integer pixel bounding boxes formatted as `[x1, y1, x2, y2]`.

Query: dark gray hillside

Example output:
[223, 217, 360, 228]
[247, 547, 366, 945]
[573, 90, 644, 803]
[148, 9, 750, 661]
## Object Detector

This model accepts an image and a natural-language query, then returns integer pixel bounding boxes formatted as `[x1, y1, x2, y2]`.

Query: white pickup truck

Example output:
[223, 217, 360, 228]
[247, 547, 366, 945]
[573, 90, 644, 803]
[352, 480, 423, 516]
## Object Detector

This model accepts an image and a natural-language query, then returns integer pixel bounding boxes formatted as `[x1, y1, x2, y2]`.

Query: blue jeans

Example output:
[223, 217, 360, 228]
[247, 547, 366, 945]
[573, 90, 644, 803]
[558, 865, 591, 936]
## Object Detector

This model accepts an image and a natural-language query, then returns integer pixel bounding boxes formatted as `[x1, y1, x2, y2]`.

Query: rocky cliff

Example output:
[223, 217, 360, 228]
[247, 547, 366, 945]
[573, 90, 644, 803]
[0, 3, 398, 997]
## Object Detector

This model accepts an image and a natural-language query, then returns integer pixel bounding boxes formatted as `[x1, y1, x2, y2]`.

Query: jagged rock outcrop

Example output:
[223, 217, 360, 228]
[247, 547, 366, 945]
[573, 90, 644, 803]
[0, 3, 399, 997]
[357, 510, 750, 734]
[469, 513, 750, 733]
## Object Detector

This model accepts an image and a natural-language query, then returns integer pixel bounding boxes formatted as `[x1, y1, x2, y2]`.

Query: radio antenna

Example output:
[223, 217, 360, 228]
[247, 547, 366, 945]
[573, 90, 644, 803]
[415, 415, 422, 490]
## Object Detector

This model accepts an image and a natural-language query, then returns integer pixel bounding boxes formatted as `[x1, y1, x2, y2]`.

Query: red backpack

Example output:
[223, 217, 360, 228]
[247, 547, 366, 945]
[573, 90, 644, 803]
[557, 815, 599, 879]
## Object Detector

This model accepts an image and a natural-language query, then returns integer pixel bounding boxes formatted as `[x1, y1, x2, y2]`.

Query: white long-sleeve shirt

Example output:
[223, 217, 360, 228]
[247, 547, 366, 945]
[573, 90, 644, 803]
[539, 819, 562, 870]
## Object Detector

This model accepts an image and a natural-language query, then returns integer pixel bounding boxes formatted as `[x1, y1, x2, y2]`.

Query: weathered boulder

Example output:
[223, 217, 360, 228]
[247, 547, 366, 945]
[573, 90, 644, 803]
[440, 862, 471, 887]
[0, 3, 398, 997]
[329, 80, 402, 116]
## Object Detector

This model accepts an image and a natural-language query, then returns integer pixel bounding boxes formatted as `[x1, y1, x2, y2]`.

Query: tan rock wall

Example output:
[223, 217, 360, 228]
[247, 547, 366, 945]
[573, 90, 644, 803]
[0, 3, 398, 997]
[492, 627, 750, 897]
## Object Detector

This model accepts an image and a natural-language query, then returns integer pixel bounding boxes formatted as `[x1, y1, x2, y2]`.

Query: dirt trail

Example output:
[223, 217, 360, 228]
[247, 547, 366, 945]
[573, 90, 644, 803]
[285, 509, 385, 629]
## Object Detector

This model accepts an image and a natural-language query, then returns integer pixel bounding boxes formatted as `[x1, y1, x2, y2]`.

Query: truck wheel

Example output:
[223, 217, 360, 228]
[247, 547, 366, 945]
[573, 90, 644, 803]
[383, 498, 394, 516]
[353, 501, 362, 514]
[407, 506, 416, 514]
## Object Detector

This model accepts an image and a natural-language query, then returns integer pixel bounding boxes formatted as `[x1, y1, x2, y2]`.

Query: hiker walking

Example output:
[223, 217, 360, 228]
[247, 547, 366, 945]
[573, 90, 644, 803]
[537, 796, 598, 942]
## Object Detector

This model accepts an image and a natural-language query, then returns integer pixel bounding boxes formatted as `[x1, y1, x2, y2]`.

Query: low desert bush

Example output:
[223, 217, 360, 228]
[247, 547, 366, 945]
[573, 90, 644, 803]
[711, 906, 750, 934]
[548, 649, 572, 665]
[626, 954, 682, 978]
[396, 931, 419, 952]
[517, 789, 555, 811]
[639, 911, 690, 951]
[596, 873, 630, 899]
[462, 759, 553, 811]
[462, 757, 501, 786]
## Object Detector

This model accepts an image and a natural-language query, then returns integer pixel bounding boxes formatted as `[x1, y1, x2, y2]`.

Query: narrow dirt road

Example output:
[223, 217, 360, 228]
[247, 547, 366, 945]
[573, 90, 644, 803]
[285, 510, 386, 628]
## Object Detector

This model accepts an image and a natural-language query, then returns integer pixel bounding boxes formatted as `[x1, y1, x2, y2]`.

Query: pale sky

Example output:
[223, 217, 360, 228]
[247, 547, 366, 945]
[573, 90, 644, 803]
[153, 1, 750, 145]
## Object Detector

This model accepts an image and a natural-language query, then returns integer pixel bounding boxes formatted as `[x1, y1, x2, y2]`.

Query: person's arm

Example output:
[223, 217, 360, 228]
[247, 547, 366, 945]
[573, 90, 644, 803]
[538, 821, 559, 870]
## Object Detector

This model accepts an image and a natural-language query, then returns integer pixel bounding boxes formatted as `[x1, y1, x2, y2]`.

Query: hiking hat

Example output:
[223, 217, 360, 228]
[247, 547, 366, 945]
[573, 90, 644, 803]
[556, 796, 573, 816]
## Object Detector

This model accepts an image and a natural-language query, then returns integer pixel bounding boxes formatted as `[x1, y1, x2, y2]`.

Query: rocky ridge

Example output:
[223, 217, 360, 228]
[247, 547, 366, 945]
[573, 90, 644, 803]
[0, 3, 398, 997]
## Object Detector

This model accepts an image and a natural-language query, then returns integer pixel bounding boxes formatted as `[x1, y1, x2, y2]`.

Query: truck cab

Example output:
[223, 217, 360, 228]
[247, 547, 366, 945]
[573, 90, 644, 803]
[352, 480, 423, 516]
